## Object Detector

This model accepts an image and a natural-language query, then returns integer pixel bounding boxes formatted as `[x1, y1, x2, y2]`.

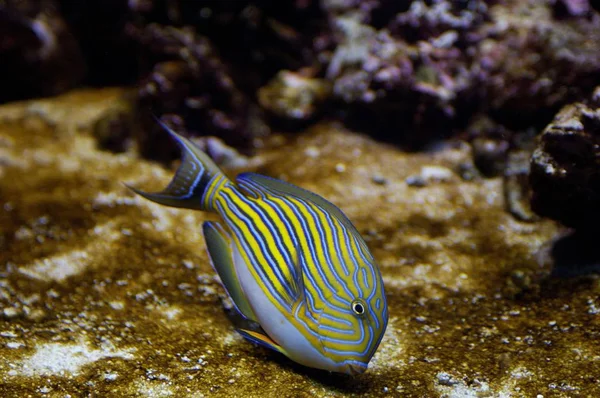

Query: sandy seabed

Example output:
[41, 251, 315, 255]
[0, 89, 598, 397]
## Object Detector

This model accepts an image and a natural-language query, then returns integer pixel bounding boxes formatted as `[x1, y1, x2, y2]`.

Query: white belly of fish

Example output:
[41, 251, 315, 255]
[231, 243, 338, 372]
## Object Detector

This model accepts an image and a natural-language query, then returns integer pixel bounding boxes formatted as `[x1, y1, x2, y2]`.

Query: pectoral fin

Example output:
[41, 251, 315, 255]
[237, 328, 286, 355]
[203, 221, 258, 322]
[289, 244, 306, 303]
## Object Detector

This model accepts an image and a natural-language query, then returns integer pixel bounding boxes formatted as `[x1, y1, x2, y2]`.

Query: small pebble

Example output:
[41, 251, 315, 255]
[371, 175, 387, 185]
[3, 307, 20, 319]
[406, 175, 427, 187]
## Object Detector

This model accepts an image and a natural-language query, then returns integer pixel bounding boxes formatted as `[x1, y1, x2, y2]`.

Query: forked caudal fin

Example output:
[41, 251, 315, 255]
[126, 118, 229, 212]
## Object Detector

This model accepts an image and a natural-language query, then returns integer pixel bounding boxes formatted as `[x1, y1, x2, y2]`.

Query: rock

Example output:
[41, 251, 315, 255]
[199, 136, 255, 170]
[58, 0, 139, 86]
[3, 1, 600, 157]
[132, 25, 263, 160]
[405, 165, 455, 187]
[504, 149, 539, 223]
[471, 138, 510, 178]
[258, 70, 331, 121]
[320, 0, 600, 146]
[538, 231, 600, 278]
[552, 0, 591, 17]
[3, 89, 600, 396]
[91, 94, 136, 153]
[3, 1, 600, 154]
[530, 101, 600, 231]
[0, 0, 85, 103]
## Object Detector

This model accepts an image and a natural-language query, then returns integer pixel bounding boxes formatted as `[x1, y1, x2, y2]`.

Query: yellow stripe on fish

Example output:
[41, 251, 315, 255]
[128, 119, 388, 375]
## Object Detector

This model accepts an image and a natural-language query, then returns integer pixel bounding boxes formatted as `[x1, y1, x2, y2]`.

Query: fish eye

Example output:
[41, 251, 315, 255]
[351, 300, 365, 316]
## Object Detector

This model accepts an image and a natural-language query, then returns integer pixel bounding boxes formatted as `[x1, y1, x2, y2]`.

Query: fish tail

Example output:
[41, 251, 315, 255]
[127, 118, 229, 212]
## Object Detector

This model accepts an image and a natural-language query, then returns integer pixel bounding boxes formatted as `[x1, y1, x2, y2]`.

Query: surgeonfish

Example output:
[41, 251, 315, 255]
[128, 120, 388, 375]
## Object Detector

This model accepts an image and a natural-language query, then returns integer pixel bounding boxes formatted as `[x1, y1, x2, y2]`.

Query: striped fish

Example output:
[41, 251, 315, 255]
[128, 121, 388, 375]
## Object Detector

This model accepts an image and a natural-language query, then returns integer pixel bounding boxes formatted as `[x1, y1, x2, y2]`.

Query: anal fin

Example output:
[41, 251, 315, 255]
[237, 329, 286, 355]
[203, 221, 257, 322]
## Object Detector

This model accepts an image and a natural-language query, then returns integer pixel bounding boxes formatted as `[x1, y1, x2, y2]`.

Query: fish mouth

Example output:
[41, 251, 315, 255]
[342, 362, 367, 376]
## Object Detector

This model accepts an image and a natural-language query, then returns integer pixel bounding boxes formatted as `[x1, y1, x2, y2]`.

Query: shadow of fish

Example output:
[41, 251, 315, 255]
[127, 119, 388, 375]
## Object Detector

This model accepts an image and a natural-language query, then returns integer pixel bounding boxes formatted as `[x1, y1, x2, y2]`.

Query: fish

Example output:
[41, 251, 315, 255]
[128, 120, 388, 375]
